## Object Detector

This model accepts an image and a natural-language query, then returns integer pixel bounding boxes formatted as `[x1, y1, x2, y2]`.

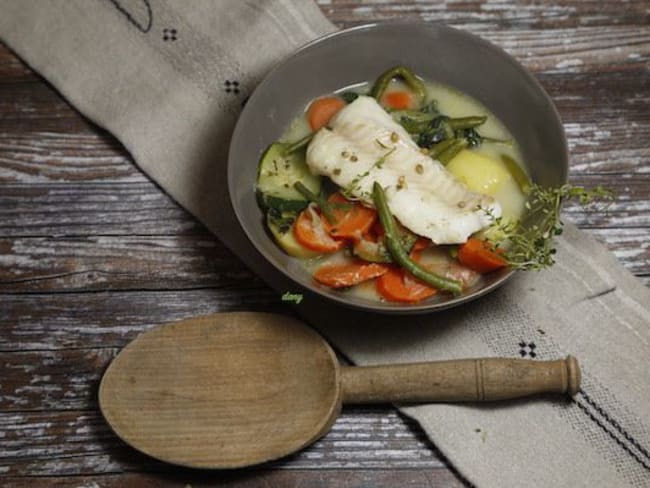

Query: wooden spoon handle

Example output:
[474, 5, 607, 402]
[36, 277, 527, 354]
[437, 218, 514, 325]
[340, 356, 580, 404]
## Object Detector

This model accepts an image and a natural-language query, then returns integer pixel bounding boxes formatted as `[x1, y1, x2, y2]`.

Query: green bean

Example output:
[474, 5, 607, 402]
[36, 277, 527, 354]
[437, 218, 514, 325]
[393, 112, 434, 134]
[372, 182, 463, 295]
[481, 135, 513, 146]
[392, 110, 435, 122]
[437, 139, 468, 165]
[393, 110, 436, 133]
[501, 154, 532, 194]
[370, 66, 426, 102]
[448, 115, 487, 130]
[441, 118, 455, 140]
[284, 133, 313, 155]
[294, 182, 336, 223]
[427, 138, 457, 159]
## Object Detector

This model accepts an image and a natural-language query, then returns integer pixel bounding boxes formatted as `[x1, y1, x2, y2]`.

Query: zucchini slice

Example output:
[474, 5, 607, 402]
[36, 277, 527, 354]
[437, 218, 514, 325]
[256, 142, 321, 212]
[266, 209, 320, 259]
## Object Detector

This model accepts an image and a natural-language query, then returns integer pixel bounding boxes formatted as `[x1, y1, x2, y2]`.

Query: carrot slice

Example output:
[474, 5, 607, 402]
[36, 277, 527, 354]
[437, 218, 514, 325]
[376, 248, 438, 303]
[382, 90, 413, 110]
[457, 238, 507, 273]
[376, 266, 437, 303]
[411, 237, 431, 253]
[314, 261, 389, 288]
[307, 96, 346, 131]
[323, 193, 377, 241]
[294, 206, 345, 253]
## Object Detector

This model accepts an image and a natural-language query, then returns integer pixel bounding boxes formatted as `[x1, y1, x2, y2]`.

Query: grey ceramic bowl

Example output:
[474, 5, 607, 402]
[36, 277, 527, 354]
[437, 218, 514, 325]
[228, 22, 568, 313]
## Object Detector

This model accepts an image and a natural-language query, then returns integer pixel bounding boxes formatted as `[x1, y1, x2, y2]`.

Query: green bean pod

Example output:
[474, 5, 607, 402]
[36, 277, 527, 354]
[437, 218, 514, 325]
[393, 110, 436, 133]
[370, 66, 426, 102]
[437, 139, 468, 165]
[448, 115, 487, 130]
[427, 138, 457, 159]
[294, 182, 336, 223]
[372, 182, 463, 295]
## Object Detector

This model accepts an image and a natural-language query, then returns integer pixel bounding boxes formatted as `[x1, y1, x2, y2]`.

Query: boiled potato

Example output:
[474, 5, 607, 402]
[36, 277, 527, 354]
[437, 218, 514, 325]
[447, 149, 526, 222]
[446, 149, 512, 196]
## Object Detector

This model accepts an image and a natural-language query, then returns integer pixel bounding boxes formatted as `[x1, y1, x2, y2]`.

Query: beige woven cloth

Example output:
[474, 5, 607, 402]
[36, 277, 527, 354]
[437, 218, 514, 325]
[1, 1, 648, 486]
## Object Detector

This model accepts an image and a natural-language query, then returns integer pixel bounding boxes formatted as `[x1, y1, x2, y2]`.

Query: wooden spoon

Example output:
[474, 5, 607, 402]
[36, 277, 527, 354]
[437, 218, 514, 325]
[99, 312, 580, 469]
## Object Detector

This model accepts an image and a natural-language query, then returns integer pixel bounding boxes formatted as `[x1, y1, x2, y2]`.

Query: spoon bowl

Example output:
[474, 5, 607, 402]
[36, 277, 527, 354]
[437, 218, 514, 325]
[99, 313, 341, 468]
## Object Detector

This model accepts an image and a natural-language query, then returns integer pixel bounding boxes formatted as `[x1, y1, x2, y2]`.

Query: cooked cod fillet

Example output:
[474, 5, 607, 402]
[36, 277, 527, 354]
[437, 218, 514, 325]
[306, 96, 501, 244]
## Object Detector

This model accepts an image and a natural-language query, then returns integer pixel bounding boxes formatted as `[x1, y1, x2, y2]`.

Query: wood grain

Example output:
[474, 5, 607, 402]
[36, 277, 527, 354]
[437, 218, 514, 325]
[0, 290, 281, 351]
[341, 356, 579, 403]
[0, 235, 261, 292]
[0, 408, 448, 475]
[1, 469, 464, 488]
[99, 313, 342, 469]
[1, 0, 648, 486]
[318, 0, 650, 29]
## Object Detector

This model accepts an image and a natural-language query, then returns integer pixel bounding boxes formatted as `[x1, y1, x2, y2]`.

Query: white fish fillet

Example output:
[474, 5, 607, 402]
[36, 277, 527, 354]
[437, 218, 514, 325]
[305, 96, 501, 244]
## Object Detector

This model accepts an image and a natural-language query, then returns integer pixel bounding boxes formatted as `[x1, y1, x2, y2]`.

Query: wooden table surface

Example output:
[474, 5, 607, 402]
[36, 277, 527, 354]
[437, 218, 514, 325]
[1, 1, 648, 487]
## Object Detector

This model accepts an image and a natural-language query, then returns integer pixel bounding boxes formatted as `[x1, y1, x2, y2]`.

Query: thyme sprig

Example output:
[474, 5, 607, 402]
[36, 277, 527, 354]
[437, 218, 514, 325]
[483, 184, 613, 271]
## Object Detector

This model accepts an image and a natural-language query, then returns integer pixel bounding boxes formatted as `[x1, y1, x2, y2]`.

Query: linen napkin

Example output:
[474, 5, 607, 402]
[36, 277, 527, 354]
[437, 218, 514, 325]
[1, 1, 648, 486]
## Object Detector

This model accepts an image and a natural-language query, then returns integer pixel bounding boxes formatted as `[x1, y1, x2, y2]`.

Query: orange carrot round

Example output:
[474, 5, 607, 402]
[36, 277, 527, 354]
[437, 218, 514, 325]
[411, 237, 431, 253]
[382, 90, 413, 110]
[307, 96, 346, 131]
[376, 266, 437, 303]
[323, 193, 377, 241]
[294, 206, 345, 253]
[457, 238, 507, 274]
[313, 261, 389, 288]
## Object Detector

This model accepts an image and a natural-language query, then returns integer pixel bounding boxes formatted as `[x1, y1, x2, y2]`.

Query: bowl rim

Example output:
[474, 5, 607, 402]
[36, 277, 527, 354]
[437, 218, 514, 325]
[227, 21, 569, 314]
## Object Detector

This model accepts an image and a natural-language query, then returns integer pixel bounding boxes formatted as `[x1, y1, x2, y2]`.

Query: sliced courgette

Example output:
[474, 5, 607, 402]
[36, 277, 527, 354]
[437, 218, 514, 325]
[266, 209, 320, 259]
[256, 142, 321, 212]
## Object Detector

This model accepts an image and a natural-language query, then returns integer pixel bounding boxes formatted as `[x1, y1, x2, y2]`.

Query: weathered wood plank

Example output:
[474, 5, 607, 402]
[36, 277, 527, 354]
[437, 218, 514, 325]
[0, 348, 115, 411]
[320, 0, 650, 29]
[0, 290, 282, 351]
[0, 183, 201, 237]
[0, 45, 35, 83]
[0, 408, 446, 475]
[0, 182, 192, 235]
[0, 83, 97, 133]
[0, 132, 141, 184]
[2, 469, 464, 488]
[0, 235, 262, 292]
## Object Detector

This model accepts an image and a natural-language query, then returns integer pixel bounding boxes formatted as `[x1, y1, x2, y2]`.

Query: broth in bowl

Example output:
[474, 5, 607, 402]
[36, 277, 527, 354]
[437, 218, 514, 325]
[256, 67, 529, 304]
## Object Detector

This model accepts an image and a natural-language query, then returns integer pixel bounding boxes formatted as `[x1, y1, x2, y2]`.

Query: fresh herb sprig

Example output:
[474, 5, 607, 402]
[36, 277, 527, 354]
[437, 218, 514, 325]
[485, 184, 613, 270]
